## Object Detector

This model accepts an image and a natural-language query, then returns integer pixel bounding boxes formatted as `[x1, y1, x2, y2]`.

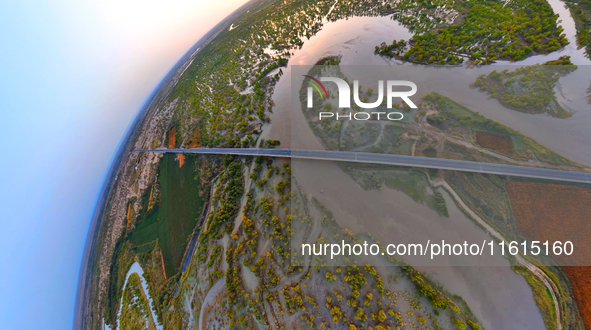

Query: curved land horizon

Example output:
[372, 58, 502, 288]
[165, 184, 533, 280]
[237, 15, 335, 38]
[77, 0, 591, 329]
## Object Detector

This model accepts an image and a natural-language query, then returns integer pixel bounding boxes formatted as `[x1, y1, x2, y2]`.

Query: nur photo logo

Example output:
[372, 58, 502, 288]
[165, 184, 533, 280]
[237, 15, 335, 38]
[303, 75, 417, 121]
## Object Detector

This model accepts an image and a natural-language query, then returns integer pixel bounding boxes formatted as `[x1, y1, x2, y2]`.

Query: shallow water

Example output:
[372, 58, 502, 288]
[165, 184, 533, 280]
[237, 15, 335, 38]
[108, 262, 162, 330]
[500, 0, 589, 65]
[198, 277, 226, 330]
[267, 8, 591, 166]
[292, 159, 546, 330]
[263, 15, 413, 147]
[260, 8, 590, 330]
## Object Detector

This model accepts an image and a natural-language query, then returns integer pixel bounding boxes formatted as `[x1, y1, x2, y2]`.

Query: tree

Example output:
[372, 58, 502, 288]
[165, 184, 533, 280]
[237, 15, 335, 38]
[452, 318, 467, 330]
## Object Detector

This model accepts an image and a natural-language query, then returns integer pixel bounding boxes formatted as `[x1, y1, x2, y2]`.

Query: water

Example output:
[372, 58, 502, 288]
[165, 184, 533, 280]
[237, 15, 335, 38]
[263, 15, 414, 147]
[266, 9, 591, 166]
[292, 159, 546, 330]
[324, 64, 591, 166]
[107, 262, 162, 330]
[197, 277, 226, 330]
[104, 4, 588, 329]
[260, 7, 591, 329]
[501, 0, 589, 65]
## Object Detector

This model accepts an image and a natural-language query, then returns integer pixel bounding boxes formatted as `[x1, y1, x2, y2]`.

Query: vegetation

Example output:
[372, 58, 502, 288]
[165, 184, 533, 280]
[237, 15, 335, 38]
[374, 39, 407, 58]
[452, 317, 467, 329]
[99, 0, 583, 326]
[196, 157, 244, 261]
[563, 0, 591, 58]
[423, 92, 581, 166]
[473, 58, 576, 118]
[467, 319, 482, 330]
[129, 154, 204, 276]
[403, 266, 450, 310]
[544, 55, 575, 65]
[264, 139, 281, 148]
[379, 0, 569, 64]
[513, 266, 558, 330]
[104, 237, 136, 327]
[166, 0, 446, 149]
[383, 169, 449, 218]
[119, 273, 154, 330]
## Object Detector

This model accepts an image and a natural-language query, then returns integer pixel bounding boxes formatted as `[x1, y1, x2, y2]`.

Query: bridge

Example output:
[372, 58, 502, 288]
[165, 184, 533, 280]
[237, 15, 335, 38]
[136, 148, 591, 184]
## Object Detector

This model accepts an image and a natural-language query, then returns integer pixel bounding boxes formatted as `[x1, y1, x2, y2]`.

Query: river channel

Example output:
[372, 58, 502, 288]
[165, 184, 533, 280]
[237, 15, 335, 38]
[262, 4, 591, 329]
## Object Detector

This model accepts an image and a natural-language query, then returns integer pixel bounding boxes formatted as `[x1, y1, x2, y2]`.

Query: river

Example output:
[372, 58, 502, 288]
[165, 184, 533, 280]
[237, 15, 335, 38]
[291, 157, 547, 330]
[109, 2, 587, 329]
[265, 7, 591, 166]
[262, 4, 591, 330]
[104, 262, 162, 330]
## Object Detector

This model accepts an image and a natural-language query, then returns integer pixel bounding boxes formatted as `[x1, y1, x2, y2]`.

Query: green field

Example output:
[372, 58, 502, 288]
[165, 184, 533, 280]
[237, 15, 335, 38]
[130, 154, 204, 277]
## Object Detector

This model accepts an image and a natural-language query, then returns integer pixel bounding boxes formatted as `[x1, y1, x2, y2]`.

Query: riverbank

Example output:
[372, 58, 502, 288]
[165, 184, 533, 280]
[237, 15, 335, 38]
[78, 0, 591, 326]
[74, 1, 261, 327]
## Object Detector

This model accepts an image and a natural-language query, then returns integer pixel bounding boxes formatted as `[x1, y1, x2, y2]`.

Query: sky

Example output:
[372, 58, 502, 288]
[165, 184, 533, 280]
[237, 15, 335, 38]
[0, 0, 248, 328]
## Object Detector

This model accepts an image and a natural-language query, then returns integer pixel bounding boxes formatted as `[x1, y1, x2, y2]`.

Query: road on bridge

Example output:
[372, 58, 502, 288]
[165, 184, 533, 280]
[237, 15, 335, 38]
[136, 148, 591, 184]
